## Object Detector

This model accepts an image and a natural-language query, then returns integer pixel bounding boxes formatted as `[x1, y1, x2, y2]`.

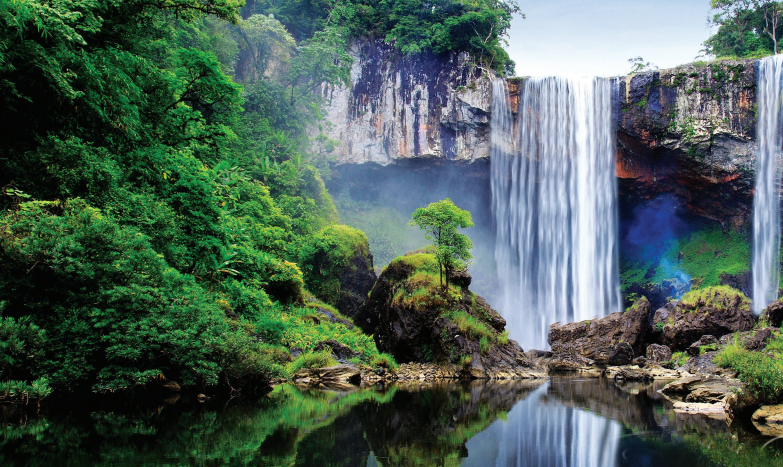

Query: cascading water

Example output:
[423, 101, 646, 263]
[491, 78, 621, 350]
[753, 55, 783, 315]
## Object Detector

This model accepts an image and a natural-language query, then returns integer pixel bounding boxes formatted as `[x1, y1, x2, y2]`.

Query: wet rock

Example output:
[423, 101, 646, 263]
[606, 365, 684, 381]
[646, 344, 673, 363]
[161, 381, 181, 392]
[548, 298, 651, 366]
[547, 348, 596, 372]
[684, 379, 741, 403]
[313, 339, 359, 362]
[661, 376, 703, 394]
[295, 364, 362, 386]
[752, 405, 783, 437]
[672, 401, 728, 419]
[682, 351, 729, 376]
[686, 335, 719, 357]
[659, 287, 754, 350]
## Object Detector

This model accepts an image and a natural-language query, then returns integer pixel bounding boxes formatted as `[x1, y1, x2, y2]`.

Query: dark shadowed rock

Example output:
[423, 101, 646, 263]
[548, 298, 652, 366]
[744, 328, 773, 351]
[646, 344, 673, 363]
[632, 356, 647, 367]
[762, 298, 783, 327]
[687, 335, 718, 357]
[659, 287, 754, 350]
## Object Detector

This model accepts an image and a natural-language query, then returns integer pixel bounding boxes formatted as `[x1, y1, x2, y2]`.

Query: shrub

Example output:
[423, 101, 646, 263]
[371, 353, 399, 371]
[714, 344, 783, 403]
[479, 336, 490, 355]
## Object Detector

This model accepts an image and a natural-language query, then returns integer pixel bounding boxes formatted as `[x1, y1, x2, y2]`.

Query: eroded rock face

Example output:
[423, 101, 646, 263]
[658, 288, 755, 350]
[548, 298, 652, 366]
[318, 40, 492, 165]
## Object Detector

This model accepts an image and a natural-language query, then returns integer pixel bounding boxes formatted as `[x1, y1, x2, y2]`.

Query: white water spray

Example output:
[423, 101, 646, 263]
[491, 78, 621, 350]
[753, 55, 783, 315]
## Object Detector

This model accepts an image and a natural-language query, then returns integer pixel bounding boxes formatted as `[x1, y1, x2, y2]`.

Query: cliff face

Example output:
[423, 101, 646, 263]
[317, 40, 493, 165]
[616, 61, 757, 224]
[323, 41, 760, 224]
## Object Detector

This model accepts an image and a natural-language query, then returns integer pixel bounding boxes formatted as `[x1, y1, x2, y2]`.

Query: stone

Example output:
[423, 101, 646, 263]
[161, 381, 181, 392]
[686, 335, 718, 357]
[752, 405, 783, 437]
[743, 328, 773, 351]
[317, 365, 362, 384]
[762, 299, 783, 327]
[646, 344, 673, 363]
[548, 298, 651, 366]
[313, 339, 359, 362]
[672, 401, 727, 419]
[659, 288, 754, 350]
[661, 376, 703, 394]
[632, 356, 647, 367]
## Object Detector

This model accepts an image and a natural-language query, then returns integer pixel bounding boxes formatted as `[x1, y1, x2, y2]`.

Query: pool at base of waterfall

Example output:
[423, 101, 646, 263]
[1, 377, 779, 467]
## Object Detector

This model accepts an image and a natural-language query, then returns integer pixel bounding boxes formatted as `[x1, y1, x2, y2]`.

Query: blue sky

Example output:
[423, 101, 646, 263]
[505, 0, 715, 77]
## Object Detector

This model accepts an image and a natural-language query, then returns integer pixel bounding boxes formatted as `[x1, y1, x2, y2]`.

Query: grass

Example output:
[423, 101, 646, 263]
[444, 309, 494, 342]
[286, 350, 338, 376]
[670, 351, 689, 367]
[370, 352, 398, 371]
[714, 344, 783, 403]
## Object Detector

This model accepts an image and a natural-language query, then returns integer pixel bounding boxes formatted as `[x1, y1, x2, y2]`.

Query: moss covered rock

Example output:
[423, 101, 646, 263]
[355, 251, 539, 379]
[654, 286, 755, 350]
[297, 224, 377, 317]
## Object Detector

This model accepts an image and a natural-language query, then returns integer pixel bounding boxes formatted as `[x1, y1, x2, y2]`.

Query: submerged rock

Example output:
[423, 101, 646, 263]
[548, 298, 652, 366]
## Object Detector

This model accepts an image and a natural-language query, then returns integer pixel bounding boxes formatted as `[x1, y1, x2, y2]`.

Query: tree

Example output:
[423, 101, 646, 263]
[409, 199, 474, 292]
[627, 57, 657, 75]
[762, 1, 783, 54]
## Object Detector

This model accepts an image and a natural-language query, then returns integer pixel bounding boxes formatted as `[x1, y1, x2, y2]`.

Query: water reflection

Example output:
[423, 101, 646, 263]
[1, 378, 781, 466]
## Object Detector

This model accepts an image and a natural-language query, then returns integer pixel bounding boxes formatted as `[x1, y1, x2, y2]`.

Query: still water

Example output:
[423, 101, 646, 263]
[1, 378, 781, 466]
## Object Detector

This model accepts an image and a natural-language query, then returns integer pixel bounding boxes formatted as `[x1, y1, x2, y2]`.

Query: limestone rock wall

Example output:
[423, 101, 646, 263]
[322, 40, 761, 223]
[317, 40, 493, 165]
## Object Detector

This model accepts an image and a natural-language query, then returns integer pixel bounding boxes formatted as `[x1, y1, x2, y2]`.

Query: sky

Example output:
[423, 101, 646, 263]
[505, 0, 716, 77]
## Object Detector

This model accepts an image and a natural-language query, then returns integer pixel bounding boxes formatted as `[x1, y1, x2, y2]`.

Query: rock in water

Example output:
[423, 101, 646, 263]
[355, 251, 541, 379]
[658, 287, 754, 350]
[752, 405, 783, 437]
[547, 298, 652, 366]
[646, 344, 673, 363]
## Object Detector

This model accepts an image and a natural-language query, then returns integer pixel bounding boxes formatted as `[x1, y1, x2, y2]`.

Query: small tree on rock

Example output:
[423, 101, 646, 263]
[409, 199, 474, 292]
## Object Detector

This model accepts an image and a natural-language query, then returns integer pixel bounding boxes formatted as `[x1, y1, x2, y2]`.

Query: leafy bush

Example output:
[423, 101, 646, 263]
[0, 377, 53, 403]
[371, 353, 399, 371]
[714, 344, 783, 403]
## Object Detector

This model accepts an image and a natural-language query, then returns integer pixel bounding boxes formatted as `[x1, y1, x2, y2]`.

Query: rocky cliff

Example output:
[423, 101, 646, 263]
[321, 41, 759, 225]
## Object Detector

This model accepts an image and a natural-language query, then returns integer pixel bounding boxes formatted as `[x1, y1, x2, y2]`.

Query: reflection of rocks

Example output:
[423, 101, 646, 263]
[752, 405, 783, 437]
[548, 298, 651, 365]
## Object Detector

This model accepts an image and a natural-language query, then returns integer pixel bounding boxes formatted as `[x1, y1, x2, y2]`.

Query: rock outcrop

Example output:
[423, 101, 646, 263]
[646, 344, 673, 363]
[752, 405, 783, 437]
[355, 251, 541, 379]
[318, 40, 492, 165]
[653, 287, 755, 350]
[548, 298, 652, 366]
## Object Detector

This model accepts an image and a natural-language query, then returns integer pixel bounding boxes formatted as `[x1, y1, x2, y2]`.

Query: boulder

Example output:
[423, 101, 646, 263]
[659, 287, 754, 350]
[646, 344, 673, 363]
[548, 298, 651, 366]
[686, 335, 718, 357]
[356, 252, 537, 379]
[743, 328, 773, 351]
[632, 356, 647, 367]
[752, 405, 783, 437]
[762, 298, 783, 327]
[295, 364, 362, 385]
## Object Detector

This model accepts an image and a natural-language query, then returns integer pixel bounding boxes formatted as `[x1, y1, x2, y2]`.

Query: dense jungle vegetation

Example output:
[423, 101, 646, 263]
[706, 0, 783, 58]
[0, 0, 516, 398]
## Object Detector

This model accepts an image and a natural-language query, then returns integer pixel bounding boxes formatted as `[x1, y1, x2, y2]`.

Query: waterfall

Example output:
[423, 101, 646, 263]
[491, 78, 621, 350]
[462, 383, 621, 467]
[753, 55, 783, 315]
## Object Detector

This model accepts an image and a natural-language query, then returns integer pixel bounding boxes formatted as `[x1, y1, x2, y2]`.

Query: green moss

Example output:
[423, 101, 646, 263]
[680, 285, 750, 311]
[286, 350, 338, 376]
[670, 351, 689, 367]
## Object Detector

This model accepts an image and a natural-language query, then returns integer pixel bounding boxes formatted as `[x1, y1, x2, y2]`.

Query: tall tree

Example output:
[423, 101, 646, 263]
[409, 199, 474, 292]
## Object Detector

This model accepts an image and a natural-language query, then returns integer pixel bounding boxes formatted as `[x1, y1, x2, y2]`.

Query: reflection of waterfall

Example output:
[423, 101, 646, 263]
[463, 383, 621, 467]
[753, 55, 783, 315]
[491, 78, 621, 349]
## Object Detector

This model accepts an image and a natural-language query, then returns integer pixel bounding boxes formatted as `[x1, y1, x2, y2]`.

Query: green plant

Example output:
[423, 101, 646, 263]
[671, 351, 690, 367]
[286, 350, 337, 376]
[370, 353, 399, 371]
[655, 322, 665, 332]
[714, 344, 783, 402]
[479, 336, 490, 355]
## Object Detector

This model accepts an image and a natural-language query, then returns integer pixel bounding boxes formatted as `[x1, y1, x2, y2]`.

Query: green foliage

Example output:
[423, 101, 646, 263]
[670, 351, 690, 367]
[0, 313, 47, 382]
[0, 377, 53, 403]
[370, 352, 399, 371]
[410, 198, 474, 291]
[245, 0, 522, 74]
[705, 0, 778, 58]
[714, 343, 783, 402]
[297, 224, 370, 305]
[444, 309, 494, 342]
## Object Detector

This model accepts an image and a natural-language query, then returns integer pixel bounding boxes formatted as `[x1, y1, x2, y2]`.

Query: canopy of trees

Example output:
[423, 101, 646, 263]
[706, 0, 783, 58]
